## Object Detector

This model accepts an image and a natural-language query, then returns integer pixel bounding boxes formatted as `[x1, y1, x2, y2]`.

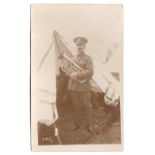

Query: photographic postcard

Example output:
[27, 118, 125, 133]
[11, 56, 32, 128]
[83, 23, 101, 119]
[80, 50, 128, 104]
[31, 4, 123, 151]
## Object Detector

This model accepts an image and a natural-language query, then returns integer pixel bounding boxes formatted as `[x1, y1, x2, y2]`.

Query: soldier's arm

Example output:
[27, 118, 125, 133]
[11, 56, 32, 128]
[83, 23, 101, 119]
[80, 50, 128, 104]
[77, 56, 94, 80]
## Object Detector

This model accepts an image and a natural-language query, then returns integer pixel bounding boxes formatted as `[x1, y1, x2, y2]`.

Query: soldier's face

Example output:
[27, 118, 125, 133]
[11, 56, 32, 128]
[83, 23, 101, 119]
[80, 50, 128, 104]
[77, 44, 85, 54]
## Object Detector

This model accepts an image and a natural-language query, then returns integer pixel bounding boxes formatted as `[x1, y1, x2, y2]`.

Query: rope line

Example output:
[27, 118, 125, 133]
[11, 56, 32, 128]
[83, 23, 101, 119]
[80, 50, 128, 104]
[37, 39, 54, 72]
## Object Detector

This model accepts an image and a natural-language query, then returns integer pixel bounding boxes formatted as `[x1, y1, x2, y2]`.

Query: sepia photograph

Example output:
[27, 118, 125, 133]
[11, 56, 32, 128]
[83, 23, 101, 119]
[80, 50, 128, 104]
[31, 4, 123, 151]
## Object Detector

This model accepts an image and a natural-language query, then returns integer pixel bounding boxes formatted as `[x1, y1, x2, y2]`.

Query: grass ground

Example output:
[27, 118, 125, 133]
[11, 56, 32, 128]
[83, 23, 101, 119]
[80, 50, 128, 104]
[56, 101, 121, 144]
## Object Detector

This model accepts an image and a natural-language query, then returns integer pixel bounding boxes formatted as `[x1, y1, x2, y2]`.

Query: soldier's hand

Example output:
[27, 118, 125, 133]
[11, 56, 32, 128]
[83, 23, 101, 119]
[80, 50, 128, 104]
[70, 72, 78, 79]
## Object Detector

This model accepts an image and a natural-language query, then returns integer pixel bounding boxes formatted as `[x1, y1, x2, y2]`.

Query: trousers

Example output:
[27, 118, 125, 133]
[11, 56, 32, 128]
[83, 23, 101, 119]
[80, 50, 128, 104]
[69, 91, 92, 128]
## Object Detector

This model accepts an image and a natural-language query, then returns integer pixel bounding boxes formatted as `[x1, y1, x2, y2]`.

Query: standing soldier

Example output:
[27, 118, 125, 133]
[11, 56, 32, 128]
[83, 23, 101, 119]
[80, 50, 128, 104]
[67, 37, 94, 133]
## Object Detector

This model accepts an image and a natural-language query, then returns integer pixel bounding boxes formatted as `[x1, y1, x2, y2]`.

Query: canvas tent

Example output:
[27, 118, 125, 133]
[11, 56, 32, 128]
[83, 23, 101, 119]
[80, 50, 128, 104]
[32, 30, 121, 127]
[32, 39, 58, 126]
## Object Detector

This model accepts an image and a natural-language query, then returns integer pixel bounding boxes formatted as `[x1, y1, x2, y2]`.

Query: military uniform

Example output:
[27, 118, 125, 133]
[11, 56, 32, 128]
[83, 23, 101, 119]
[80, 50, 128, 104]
[67, 37, 94, 131]
[67, 53, 93, 91]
